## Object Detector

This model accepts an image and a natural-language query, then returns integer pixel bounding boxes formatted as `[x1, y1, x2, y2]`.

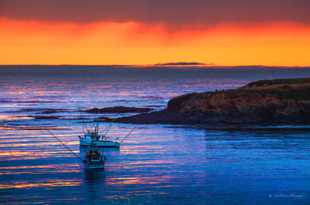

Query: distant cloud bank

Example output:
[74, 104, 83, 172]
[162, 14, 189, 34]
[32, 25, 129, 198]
[1, 0, 310, 27]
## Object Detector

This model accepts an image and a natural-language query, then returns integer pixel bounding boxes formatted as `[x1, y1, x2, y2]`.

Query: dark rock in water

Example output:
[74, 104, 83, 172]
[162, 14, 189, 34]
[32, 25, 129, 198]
[0, 125, 69, 131]
[85, 106, 153, 114]
[40, 109, 67, 114]
[95, 116, 113, 122]
[31, 116, 60, 120]
[20, 108, 68, 114]
[113, 77, 310, 125]
[107, 111, 195, 124]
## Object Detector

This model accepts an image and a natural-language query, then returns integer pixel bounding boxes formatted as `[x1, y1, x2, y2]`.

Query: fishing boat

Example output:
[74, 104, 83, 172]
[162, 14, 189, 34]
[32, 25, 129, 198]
[79, 125, 120, 148]
[83, 149, 105, 169]
[46, 130, 105, 170]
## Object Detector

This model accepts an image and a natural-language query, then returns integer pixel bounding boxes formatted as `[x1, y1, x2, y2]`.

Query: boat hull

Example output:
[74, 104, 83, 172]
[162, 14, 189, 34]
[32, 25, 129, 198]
[80, 140, 120, 148]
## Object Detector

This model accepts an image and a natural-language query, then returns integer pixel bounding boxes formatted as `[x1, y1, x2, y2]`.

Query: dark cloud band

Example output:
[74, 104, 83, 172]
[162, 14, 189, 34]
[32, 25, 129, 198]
[1, 0, 309, 25]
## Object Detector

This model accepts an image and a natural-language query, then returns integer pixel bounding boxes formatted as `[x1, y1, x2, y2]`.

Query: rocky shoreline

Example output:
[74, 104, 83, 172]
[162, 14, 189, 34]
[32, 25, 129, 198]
[104, 78, 310, 125]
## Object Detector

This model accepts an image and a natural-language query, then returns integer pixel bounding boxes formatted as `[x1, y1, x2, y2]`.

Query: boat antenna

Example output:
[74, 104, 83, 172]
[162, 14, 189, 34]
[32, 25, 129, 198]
[46, 130, 83, 162]
[119, 127, 136, 143]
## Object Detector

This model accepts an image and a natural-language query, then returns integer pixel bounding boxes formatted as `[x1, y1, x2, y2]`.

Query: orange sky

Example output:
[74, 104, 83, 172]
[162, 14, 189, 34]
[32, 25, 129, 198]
[1, 18, 310, 66]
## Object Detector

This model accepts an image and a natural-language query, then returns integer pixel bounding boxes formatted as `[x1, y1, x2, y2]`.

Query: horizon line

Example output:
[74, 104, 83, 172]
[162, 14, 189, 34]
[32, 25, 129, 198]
[0, 64, 310, 69]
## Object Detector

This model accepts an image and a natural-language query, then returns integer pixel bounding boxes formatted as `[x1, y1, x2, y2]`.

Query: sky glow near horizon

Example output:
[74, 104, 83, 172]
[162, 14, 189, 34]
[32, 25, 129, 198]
[1, 0, 310, 66]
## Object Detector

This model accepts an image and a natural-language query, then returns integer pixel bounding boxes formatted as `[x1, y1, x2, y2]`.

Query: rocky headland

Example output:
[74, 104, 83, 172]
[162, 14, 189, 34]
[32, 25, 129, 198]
[107, 78, 310, 125]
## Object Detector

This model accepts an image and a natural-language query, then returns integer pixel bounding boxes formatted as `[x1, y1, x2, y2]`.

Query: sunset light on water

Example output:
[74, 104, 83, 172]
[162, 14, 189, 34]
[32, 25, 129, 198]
[0, 1, 310, 204]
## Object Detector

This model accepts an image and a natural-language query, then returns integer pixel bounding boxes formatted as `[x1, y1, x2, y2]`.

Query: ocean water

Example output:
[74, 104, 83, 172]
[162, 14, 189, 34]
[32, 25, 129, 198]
[0, 66, 310, 205]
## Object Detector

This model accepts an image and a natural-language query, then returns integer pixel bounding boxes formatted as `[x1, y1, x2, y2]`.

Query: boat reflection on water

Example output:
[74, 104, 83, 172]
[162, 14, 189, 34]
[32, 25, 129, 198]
[84, 168, 106, 182]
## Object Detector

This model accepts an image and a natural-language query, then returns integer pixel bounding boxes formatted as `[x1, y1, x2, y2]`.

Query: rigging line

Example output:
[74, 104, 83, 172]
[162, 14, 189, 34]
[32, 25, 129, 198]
[46, 130, 83, 162]
[103, 123, 112, 137]
[101, 123, 109, 135]
[78, 106, 85, 133]
[120, 127, 136, 143]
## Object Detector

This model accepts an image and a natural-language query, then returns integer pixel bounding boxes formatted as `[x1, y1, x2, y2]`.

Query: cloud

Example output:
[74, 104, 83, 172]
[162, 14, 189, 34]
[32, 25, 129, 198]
[1, 0, 310, 26]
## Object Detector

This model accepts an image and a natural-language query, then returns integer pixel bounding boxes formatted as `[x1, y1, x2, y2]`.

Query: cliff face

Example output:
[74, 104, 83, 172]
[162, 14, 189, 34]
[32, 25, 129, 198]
[113, 78, 310, 124]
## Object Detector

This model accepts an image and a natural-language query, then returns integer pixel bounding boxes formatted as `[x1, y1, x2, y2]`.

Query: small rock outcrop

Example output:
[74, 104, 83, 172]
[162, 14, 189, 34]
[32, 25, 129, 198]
[31, 116, 60, 120]
[85, 106, 153, 114]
